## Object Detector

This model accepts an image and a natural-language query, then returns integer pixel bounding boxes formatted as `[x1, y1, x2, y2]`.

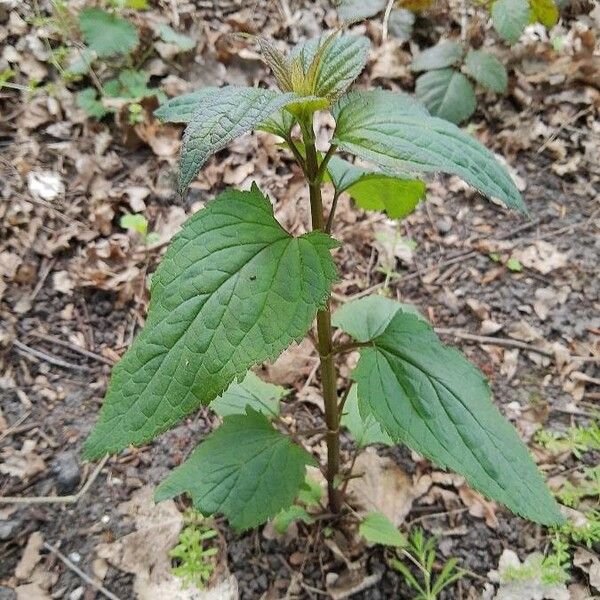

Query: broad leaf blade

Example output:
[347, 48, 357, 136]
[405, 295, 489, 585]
[155, 410, 316, 531]
[210, 371, 286, 418]
[411, 41, 464, 72]
[79, 8, 139, 57]
[179, 87, 302, 192]
[84, 186, 337, 459]
[360, 512, 407, 547]
[154, 88, 219, 123]
[530, 0, 559, 27]
[341, 385, 393, 448]
[347, 308, 564, 525]
[327, 156, 425, 219]
[336, 0, 387, 22]
[415, 69, 476, 124]
[332, 89, 526, 212]
[491, 0, 530, 43]
[464, 50, 508, 93]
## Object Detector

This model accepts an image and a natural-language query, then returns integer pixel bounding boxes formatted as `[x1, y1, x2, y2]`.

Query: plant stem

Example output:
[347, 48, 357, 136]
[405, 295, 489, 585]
[301, 117, 343, 514]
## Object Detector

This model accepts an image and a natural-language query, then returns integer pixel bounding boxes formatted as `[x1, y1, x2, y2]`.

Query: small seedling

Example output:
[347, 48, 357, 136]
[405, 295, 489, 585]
[119, 213, 160, 245]
[535, 420, 600, 458]
[169, 513, 218, 589]
[390, 528, 465, 600]
[85, 32, 562, 546]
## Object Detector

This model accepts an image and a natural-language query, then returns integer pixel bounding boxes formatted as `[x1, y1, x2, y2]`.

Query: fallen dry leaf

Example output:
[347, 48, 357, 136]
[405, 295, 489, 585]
[0, 440, 46, 480]
[512, 241, 568, 275]
[15, 531, 44, 581]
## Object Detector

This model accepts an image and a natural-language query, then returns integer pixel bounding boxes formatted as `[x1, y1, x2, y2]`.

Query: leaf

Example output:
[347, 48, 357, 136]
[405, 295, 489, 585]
[273, 505, 314, 534]
[415, 69, 476, 124]
[120, 213, 148, 236]
[258, 108, 296, 139]
[76, 87, 111, 119]
[411, 41, 464, 72]
[154, 88, 219, 123]
[491, 0, 530, 44]
[344, 306, 564, 525]
[341, 385, 393, 448]
[179, 87, 302, 192]
[388, 9, 415, 41]
[336, 0, 387, 22]
[506, 257, 523, 272]
[158, 24, 195, 51]
[530, 0, 559, 27]
[79, 8, 139, 57]
[327, 156, 426, 219]
[210, 371, 286, 418]
[464, 50, 508, 93]
[155, 410, 316, 531]
[83, 185, 337, 459]
[290, 34, 370, 99]
[332, 89, 525, 212]
[359, 512, 407, 547]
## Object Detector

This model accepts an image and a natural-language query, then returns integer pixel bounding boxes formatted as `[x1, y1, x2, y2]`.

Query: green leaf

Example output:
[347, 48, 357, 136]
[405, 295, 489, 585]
[210, 371, 286, 418]
[258, 108, 296, 139]
[120, 213, 148, 236]
[155, 410, 316, 531]
[530, 0, 559, 27]
[79, 8, 139, 57]
[415, 69, 476, 124]
[154, 88, 220, 123]
[464, 50, 508, 93]
[273, 505, 314, 533]
[291, 34, 370, 99]
[327, 156, 426, 219]
[158, 24, 196, 51]
[359, 512, 407, 547]
[83, 185, 337, 459]
[179, 87, 303, 192]
[332, 89, 525, 212]
[506, 257, 523, 272]
[336, 0, 386, 22]
[341, 385, 393, 448]
[344, 307, 564, 525]
[76, 87, 111, 119]
[411, 41, 464, 72]
[388, 9, 415, 41]
[491, 0, 530, 44]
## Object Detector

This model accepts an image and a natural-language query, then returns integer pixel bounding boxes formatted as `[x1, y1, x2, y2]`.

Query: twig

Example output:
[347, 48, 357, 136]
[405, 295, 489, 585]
[0, 411, 31, 443]
[43, 541, 122, 600]
[0, 456, 108, 505]
[29, 332, 115, 366]
[381, 0, 395, 41]
[12, 339, 91, 372]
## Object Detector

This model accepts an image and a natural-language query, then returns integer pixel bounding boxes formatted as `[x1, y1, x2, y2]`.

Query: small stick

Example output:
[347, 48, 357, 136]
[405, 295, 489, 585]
[0, 411, 30, 443]
[12, 339, 91, 372]
[29, 332, 115, 366]
[381, 0, 395, 41]
[43, 541, 122, 600]
[0, 456, 108, 505]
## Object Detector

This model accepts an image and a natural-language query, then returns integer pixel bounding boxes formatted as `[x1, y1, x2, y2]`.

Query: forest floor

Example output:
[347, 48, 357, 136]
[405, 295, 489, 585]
[1, 0, 599, 599]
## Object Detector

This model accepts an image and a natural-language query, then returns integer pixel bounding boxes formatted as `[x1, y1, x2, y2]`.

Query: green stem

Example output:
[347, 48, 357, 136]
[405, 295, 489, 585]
[301, 116, 342, 514]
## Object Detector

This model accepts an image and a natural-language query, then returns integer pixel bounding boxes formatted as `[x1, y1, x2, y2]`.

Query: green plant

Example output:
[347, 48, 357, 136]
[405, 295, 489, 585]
[169, 513, 218, 589]
[84, 32, 564, 539]
[490, 0, 560, 44]
[390, 528, 465, 599]
[119, 213, 160, 245]
[535, 420, 600, 458]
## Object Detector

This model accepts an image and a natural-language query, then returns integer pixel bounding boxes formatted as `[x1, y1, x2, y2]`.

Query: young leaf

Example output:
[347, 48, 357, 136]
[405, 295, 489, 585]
[491, 0, 530, 44]
[179, 87, 302, 192]
[76, 87, 111, 119]
[155, 410, 316, 531]
[327, 156, 426, 219]
[120, 213, 148, 236]
[336, 0, 387, 22]
[84, 185, 337, 459]
[273, 505, 314, 534]
[342, 306, 564, 525]
[530, 0, 559, 27]
[332, 89, 526, 212]
[415, 69, 476, 124]
[340, 385, 393, 448]
[360, 512, 407, 547]
[464, 50, 508, 93]
[210, 371, 286, 418]
[158, 24, 195, 51]
[411, 41, 464, 72]
[290, 34, 370, 99]
[79, 8, 139, 57]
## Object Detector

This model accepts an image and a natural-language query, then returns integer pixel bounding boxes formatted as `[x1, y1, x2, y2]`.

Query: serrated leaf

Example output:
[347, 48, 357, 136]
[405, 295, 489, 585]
[210, 371, 285, 418]
[415, 69, 476, 124]
[411, 41, 464, 72]
[327, 156, 425, 219]
[179, 87, 302, 192]
[273, 505, 314, 533]
[491, 0, 530, 44]
[79, 8, 139, 57]
[336, 0, 387, 22]
[258, 108, 296, 139]
[154, 88, 219, 123]
[464, 50, 508, 93]
[360, 512, 407, 547]
[345, 307, 564, 525]
[84, 185, 337, 459]
[341, 385, 393, 448]
[155, 410, 316, 531]
[290, 34, 370, 99]
[530, 0, 559, 27]
[158, 24, 195, 51]
[332, 89, 525, 212]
